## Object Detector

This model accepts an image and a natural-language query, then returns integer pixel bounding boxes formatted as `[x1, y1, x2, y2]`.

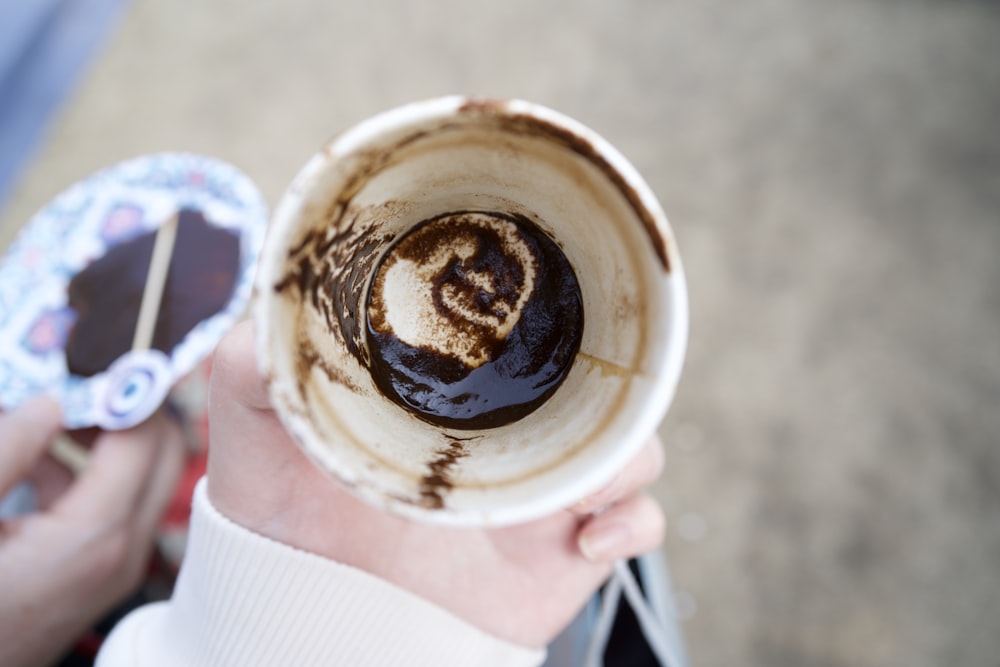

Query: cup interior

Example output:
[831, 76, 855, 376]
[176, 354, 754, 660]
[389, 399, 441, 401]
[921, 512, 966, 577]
[255, 97, 687, 526]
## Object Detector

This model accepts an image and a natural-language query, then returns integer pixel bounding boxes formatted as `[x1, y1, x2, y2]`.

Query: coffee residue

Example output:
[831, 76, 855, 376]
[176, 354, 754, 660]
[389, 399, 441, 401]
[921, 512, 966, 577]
[419, 441, 468, 509]
[365, 210, 583, 430]
[65, 208, 240, 377]
[275, 213, 388, 368]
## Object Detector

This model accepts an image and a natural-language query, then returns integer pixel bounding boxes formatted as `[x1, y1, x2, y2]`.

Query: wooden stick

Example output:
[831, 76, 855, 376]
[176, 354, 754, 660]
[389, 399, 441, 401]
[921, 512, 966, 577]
[50, 434, 89, 475]
[132, 212, 179, 352]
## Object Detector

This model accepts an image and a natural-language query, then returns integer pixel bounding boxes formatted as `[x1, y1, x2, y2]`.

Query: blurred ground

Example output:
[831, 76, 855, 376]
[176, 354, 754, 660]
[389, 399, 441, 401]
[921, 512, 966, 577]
[2, 1, 998, 665]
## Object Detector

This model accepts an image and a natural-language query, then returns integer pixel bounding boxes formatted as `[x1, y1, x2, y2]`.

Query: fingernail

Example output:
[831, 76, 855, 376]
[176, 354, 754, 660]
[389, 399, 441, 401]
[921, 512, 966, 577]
[579, 522, 631, 562]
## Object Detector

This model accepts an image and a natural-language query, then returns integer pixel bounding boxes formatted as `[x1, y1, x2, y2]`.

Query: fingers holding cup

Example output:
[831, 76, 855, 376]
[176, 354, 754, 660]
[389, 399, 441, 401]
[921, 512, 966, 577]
[571, 435, 665, 516]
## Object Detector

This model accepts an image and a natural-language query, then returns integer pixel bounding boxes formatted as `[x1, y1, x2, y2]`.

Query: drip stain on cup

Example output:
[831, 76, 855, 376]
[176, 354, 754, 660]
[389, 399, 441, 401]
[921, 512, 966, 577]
[419, 440, 469, 509]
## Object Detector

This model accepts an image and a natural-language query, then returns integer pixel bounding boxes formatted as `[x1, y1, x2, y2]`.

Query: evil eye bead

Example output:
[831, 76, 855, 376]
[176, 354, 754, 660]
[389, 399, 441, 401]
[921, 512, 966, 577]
[96, 349, 172, 430]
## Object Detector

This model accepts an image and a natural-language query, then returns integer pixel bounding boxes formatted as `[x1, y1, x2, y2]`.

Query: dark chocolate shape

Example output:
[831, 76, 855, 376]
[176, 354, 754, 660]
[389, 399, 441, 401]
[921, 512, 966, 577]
[65, 208, 240, 377]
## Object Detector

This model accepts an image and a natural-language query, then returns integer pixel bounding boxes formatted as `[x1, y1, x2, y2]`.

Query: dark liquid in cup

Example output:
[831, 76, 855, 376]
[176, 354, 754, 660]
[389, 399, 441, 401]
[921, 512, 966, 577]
[365, 211, 583, 429]
[65, 208, 240, 377]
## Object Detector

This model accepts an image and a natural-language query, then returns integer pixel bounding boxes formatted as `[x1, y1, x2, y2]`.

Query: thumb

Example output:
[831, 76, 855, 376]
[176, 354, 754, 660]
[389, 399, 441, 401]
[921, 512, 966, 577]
[207, 319, 312, 519]
[209, 319, 272, 413]
[0, 395, 63, 498]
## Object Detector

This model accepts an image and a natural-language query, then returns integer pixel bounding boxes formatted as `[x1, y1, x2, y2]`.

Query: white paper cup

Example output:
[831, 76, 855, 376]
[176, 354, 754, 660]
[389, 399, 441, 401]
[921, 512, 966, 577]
[255, 97, 687, 526]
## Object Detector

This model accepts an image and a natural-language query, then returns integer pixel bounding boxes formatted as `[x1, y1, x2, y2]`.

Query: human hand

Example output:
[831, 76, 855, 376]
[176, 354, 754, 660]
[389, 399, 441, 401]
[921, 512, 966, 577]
[0, 397, 186, 667]
[207, 320, 666, 648]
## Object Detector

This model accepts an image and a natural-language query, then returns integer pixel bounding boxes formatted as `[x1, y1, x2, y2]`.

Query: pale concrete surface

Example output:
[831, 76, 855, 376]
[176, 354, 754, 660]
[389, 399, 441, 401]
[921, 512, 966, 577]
[0, 0, 128, 205]
[2, 1, 999, 665]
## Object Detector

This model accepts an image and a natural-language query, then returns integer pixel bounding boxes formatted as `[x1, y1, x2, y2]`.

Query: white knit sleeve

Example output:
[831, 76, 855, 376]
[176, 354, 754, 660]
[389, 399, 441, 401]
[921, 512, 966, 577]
[97, 478, 545, 667]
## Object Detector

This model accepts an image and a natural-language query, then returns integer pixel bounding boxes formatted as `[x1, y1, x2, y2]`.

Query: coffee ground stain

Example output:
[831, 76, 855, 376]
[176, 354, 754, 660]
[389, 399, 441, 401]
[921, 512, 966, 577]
[295, 336, 360, 395]
[576, 352, 635, 378]
[458, 98, 671, 272]
[419, 441, 468, 509]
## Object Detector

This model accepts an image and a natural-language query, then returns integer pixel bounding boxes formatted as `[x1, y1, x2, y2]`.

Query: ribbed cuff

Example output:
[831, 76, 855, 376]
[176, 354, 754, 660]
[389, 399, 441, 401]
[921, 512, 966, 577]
[98, 478, 544, 667]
